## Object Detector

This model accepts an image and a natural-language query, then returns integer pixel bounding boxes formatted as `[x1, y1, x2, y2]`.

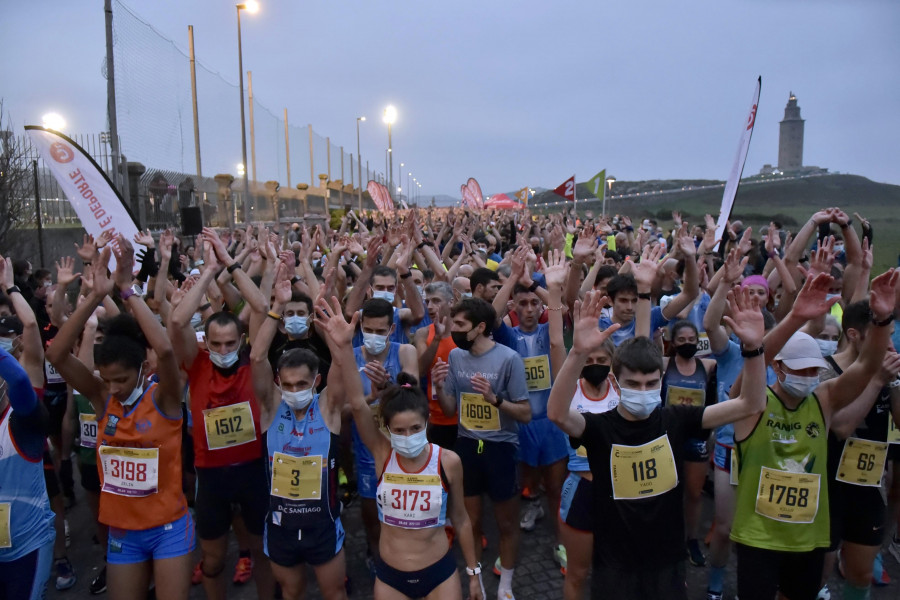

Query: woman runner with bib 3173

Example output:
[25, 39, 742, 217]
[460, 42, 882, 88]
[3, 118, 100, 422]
[46, 240, 193, 600]
[315, 295, 484, 600]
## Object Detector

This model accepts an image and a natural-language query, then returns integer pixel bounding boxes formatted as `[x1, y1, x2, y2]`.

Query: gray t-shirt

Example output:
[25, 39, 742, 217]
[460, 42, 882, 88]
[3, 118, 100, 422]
[445, 343, 529, 444]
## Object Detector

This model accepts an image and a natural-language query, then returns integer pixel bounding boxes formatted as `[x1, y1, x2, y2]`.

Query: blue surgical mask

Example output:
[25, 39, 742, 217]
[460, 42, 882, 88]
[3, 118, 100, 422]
[373, 290, 395, 304]
[120, 367, 144, 407]
[0, 337, 14, 353]
[363, 332, 388, 355]
[618, 387, 662, 419]
[781, 373, 819, 398]
[460, 292, 473, 299]
[190, 312, 203, 329]
[816, 339, 838, 357]
[282, 387, 314, 411]
[284, 316, 309, 337]
[825, 293, 841, 302]
[390, 429, 429, 458]
[208, 347, 240, 369]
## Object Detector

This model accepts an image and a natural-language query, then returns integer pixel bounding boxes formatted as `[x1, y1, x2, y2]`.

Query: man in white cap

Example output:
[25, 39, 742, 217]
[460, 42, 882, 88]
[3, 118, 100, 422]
[728, 269, 898, 600]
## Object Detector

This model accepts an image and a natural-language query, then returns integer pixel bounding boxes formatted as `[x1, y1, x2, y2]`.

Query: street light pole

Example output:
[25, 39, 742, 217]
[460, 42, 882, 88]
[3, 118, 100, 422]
[235, 2, 258, 223]
[356, 116, 365, 212]
[383, 105, 397, 202]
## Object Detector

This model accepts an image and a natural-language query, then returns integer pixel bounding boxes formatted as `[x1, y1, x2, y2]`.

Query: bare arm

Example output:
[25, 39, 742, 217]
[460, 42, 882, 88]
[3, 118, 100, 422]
[1, 257, 44, 386]
[169, 247, 219, 370]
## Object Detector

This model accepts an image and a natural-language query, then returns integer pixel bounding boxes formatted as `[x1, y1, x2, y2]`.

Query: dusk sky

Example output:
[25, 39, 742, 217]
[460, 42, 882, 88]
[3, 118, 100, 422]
[2, 0, 898, 199]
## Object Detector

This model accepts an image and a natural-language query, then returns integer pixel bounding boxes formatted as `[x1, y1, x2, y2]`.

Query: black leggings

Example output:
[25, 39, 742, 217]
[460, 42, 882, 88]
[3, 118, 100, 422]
[376, 550, 457, 598]
[736, 543, 824, 600]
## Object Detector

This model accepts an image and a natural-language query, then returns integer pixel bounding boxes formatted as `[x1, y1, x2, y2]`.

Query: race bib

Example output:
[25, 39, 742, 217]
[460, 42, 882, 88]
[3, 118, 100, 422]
[45, 360, 65, 385]
[730, 448, 739, 486]
[0, 503, 10, 548]
[99, 447, 159, 497]
[270, 452, 322, 501]
[203, 402, 255, 450]
[460, 393, 500, 432]
[380, 472, 444, 528]
[523, 355, 551, 392]
[696, 333, 712, 358]
[836, 437, 888, 487]
[755, 467, 820, 523]
[79, 414, 98, 449]
[888, 415, 900, 445]
[609, 434, 678, 500]
[666, 385, 704, 408]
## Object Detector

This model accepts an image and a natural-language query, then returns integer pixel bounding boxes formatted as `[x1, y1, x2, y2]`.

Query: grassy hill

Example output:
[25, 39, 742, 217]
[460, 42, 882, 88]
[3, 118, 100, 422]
[534, 174, 900, 273]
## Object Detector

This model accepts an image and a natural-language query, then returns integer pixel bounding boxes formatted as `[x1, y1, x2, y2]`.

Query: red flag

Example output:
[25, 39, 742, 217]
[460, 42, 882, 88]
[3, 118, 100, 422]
[554, 175, 576, 201]
[461, 178, 484, 209]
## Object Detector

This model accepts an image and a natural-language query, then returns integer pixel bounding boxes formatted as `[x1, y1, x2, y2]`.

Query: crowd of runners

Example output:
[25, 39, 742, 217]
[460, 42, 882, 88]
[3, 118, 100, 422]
[1, 204, 899, 600]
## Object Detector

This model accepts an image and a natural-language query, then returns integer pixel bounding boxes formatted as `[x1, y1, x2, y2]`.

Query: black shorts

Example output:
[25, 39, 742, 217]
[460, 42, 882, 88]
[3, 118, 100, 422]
[42, 450, 60, 498]
[42, 385, 67, 439]
[683, 437, 710, 463]
[888, 444, 900, 461]
[195, 459, 269, 540]
[829, 480, 887, 548]
[559, 473, 593, 532]
[427, 423, 458, 450]
[376, 550, 457, 599]
[592, 559, 687, 600]
[454, 436, 518, 502]
[78, 461, 101, 494]
[736, 543, 824, 600]
[263, 516, 345, 567]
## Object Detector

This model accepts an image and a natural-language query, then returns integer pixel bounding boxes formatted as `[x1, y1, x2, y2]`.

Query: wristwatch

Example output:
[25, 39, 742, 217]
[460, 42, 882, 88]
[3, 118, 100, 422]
[466, 563, 482, 576]
[120, 283, 144, 301]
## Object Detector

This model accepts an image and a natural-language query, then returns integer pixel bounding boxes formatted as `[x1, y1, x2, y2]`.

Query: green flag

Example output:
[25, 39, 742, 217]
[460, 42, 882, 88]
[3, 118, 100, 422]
[585, 170, 606, 199]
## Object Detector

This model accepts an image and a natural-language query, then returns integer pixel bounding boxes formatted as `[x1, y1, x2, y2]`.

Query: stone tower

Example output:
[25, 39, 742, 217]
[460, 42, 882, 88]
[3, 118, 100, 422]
[778, 92, 804, 172]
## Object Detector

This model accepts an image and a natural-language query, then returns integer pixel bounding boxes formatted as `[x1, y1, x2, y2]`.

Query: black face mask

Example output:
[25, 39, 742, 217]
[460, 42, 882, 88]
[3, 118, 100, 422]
[581, 364, 610, 388]
[451, 330, 476, 351]
[674, 343, 698, 359]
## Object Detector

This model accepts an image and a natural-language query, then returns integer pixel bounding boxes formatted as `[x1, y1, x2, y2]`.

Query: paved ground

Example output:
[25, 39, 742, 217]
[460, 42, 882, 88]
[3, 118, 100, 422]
[48, 481, 899, 599]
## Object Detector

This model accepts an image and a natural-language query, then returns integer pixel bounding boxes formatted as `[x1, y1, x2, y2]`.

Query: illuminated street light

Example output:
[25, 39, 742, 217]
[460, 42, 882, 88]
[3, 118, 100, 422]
[236, 1, 259, 222]
[41, 113, 66, 131]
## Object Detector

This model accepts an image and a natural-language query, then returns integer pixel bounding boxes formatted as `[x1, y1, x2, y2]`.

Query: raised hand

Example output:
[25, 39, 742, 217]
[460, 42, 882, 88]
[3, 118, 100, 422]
[765, 222, 781, 255]
[365, 235, 383, 269]
[431, 358, 449, 389]
[133, 229, 155, 249]
[433, 314, 451, 339]
[869, 268, 899, 321]
[722, 248, 749, 284]
[672, 210, 683, 228]
[632, 243, 665, 290]
[571, 290, 621, 355]
[722, 287, 764, 348]
[75, 233, 98, 263]
[875, 351, 900, 387]
[860, 238, 873, 271]
[736, 227, 753, 256]
[808, 236, 835, 277]
[572, 227, 598, 263]
[158, 229, 175, 262]
[675, 223, 697, 258]
[112, 235, 136, 291]
[89, 247, 116, 300]
[201, 227, 229, 263]
[543, 249, 568, 291]
[790, 272, 839, 322]
[273, 276, 292, 306]
[96, 229, 114, 249]
[55, 256, 80, 287]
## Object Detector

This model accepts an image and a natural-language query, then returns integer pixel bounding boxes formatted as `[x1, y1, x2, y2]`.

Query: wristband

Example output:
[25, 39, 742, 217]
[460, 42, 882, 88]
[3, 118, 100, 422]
[290, 276, 302, 285]
[637, 292, 652, 300]
[198, 303, 212, 312]
[266, 311, 282, 321]
[492, 396, 504, 408]
[839, 219, 853, 229]
[400, 271, 412, 279]
[466, 563, 482, 576]
[873, 313, 895, 327]
[226, 263, 242, 274]
[527, 280, 539, 293]
[3, 286, 21, 296]
[740, 344, 765, 358]
[416, 241, 428, 250]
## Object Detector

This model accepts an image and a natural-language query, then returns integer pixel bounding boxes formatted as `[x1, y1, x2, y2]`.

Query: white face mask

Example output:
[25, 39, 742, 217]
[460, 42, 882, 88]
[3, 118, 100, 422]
[190, 312, 203, 329]
[816, 339, 838, 357]
[825, 293, 841, 302]
[0, 337, 14, 353]
[363, 332, 388, 355]
[282, 387, 314, 411]
[284, 316, 309, 337]
[120, 366, 144, 407]
[618, 387, 662, 419]
[834, 244, 845, 254]
[208, 346, 240, 369]
[373, 290, 395, 304]
[780, 372, 819, 398]
[389, 429, 429, 458]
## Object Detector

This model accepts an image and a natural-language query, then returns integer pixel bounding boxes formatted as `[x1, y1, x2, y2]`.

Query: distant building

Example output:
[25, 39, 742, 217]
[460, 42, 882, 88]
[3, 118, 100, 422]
[778, 92, 804, 171]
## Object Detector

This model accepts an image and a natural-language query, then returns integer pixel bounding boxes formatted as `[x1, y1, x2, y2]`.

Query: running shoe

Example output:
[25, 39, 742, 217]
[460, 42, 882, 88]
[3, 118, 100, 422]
[493, 556, 502, 576]
[706, 591, 724, 600]
[687, 538, 707, 566]
[815, 584, 831, 600]
[872, 551, 891, 586]
[554, 544, 567, 575]
[191, 561, 204, 585]
[889, 535, 900, 566]
[519, 499, 544, 531]
[55, 557, 77, 591]
[233, 556, 253, 585]
[90, 566, 107, 595]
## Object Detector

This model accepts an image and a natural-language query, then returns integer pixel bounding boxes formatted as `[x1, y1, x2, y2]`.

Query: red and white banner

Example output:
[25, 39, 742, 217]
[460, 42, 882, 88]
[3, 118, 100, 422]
[554, 175, 576, 202]
[25, 126, 144, 267]
[367, 180, 395, 212]
[714, 77, 762, 249]
[461, 178, 484, 209]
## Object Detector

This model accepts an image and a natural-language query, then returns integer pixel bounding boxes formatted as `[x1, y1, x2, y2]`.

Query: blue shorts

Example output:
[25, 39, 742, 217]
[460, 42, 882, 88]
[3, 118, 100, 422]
[713, 441, 733, 472]
[107, 512, 196, 565]
[559, 472, 593, 532]
[351, 425, 377, 499]
[518, 417, 569, 467]
[0, 538, 54, 600]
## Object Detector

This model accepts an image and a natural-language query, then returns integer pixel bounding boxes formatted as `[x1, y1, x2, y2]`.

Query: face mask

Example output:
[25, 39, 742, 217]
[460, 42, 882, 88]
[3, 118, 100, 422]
[190, 312, 203, 328]
[416, 285, 425, 299]
[834, 244, 845, 254]
[209, 347, 240, 369]
[816, 339, 838, 357]
[373, 290, 395, 304]
[618, 387, 662, 419]
[43, 280, 52, 288]
[363, 332, 388, 355]
[825, 293, 841, 302]
[460, 292, 473, 299]
[780, 372, 819, 398]
[282, 387, 314, 411]
[451, 329, 476, 351]
[476, 246, 487, 254]
[284, 316, 309, 337]
[674, 343, 698, 359]
[120, 367, 144, 407]
[581, 364, 610, 388]
[0, 337, 14, 353]
[390, 429, 429, 458]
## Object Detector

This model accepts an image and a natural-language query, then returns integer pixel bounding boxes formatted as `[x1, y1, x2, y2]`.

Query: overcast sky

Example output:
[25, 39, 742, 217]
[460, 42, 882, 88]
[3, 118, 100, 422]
[2, 0, 898, 198]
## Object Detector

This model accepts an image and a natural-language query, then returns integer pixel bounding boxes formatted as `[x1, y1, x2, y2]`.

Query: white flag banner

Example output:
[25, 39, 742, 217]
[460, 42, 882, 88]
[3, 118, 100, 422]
[24, 126, 144, 267]
[714, 76, 761, 250]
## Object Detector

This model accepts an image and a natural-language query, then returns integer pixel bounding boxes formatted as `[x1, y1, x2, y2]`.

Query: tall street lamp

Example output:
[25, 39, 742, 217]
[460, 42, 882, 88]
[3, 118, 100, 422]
[41, 113, 67, 132]
[236, 1, 258, 223]
[356, 116, 365, 211]
[604, 175, 616, 217]
[383, 105, 397, 201]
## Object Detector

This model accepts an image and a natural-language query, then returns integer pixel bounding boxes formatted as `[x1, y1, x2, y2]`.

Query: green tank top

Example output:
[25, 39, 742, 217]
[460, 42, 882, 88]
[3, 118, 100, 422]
[74, 393, 98, 466]
[730, 387, 830, 552]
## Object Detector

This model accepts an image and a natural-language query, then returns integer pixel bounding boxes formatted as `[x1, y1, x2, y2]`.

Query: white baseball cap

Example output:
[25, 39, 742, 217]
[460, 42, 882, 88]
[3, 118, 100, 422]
[774, 332, 829, 370]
